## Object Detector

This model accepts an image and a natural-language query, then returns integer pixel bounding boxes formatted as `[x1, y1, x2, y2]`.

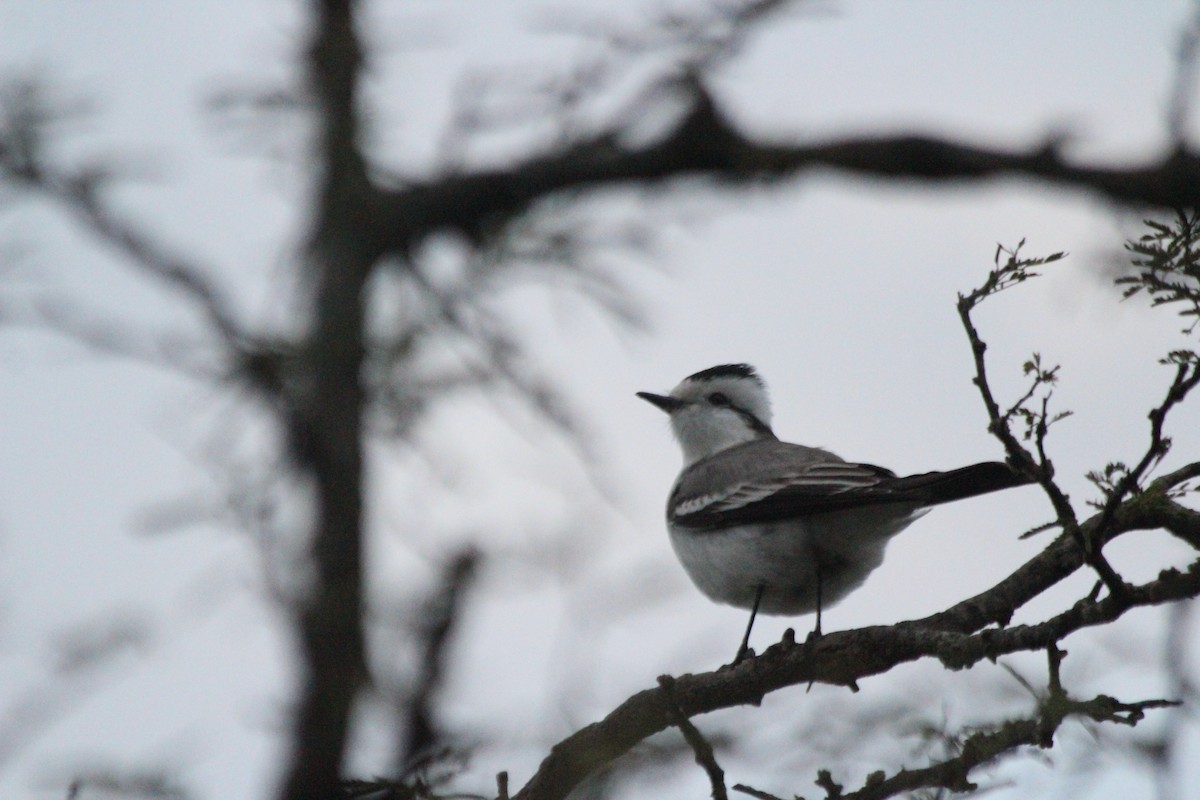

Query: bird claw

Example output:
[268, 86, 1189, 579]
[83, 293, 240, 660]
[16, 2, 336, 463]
[731, 644, 755, 665]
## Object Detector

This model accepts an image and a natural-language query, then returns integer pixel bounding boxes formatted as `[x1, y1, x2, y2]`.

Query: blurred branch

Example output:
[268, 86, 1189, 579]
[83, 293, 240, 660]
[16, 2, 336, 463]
[275, 1, 373, 798]
[371, 2, 1200, 260]
[562, 0, 795, 76]
[0, 80, 245, 347]
[0, 614, 151, 770]
[731, 785, 785, 800]
[433, 0, 796, 168]
[398, 548, 479, 768]
[0, 294, 220, 378]
[66, 769, 191, 800]
[405, 264, 588, 448]
[372, 114, 1200, 258]
[1169, 0, 1200, 142]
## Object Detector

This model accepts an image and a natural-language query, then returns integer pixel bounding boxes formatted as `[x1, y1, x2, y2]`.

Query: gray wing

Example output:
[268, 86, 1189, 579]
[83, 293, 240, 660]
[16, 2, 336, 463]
[669, 440, 903, 530]
[669, 441, 1029, 530]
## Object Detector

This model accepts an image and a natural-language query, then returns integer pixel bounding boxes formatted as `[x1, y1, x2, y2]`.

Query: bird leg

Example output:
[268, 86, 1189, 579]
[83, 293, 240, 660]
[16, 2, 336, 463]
[734, 584, 765, 664]
[808, 563, 824, 643]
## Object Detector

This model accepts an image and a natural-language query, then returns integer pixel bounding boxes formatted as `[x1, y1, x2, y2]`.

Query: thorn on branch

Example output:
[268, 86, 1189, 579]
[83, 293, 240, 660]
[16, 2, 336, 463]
[1018, 520, 1061, 539]
[731, 783, 786, 800]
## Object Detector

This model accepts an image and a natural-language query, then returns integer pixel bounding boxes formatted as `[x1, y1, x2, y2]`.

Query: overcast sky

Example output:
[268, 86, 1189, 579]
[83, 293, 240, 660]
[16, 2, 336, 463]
[2, 2, 1200, 799]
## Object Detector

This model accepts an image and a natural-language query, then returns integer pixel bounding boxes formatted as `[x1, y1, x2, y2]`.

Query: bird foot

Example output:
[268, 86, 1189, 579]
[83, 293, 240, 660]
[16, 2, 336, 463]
[730, 644, 755, 665]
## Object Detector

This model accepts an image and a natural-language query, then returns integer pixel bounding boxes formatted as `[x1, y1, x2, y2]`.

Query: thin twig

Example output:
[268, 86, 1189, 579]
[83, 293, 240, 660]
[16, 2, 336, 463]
[658, 675, 729, 800]
[398, 548, 479, 768]
[956, 250, 1134, 599]
[1096, 358, 1200, 532]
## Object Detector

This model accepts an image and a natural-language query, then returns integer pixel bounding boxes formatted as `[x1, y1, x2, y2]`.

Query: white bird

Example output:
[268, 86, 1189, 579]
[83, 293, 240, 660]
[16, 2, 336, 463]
[637, 363, 1030, 661]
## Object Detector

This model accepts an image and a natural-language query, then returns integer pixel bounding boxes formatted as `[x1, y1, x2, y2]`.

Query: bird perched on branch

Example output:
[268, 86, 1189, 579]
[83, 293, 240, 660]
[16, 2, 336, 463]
[638, 363, 1031, 662]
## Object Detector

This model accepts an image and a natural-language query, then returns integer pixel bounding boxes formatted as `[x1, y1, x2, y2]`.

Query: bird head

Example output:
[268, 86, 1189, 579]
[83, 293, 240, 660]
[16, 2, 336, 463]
[638, 364, 776, 465]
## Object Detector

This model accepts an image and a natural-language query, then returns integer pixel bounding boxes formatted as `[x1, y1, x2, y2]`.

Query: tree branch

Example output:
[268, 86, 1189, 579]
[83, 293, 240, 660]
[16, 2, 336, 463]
[812, 691, 1173, 800]
[0, 105, 244, 349]
[658, 675, 728, 800]
[398, 548, 479, 768]
[276, 1, 376, 798]
[370, 91, 1200, 257]
[513, 484, 1200, 800]
[1096, 357, 1200, 533]
[956, 246, 1132, 598]
[733, 645, 1176, 800]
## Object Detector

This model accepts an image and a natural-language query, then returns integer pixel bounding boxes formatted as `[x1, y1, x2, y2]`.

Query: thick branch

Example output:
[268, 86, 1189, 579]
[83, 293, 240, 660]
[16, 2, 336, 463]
[276, 1, 376, 799]
[513, 493, 1200, 800]
[1149, 462, 1200, 549]
[372, 90, 1200, 255]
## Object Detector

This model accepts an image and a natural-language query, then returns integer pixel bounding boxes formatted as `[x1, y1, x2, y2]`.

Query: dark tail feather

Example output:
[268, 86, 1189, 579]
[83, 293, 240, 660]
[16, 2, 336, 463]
[895, 462, 1033, 505]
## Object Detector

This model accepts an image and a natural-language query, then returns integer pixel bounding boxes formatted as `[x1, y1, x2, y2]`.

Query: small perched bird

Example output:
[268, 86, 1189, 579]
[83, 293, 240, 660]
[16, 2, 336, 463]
[638, 364, 1030, 662]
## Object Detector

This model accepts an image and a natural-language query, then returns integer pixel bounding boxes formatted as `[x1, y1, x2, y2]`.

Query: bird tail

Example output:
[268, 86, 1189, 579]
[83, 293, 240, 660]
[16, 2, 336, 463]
[894, 462, 1032, 505]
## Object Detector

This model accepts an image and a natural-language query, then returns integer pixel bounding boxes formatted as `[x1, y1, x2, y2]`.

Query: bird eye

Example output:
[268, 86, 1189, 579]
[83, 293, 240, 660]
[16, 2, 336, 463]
[707, 392, 730, 406]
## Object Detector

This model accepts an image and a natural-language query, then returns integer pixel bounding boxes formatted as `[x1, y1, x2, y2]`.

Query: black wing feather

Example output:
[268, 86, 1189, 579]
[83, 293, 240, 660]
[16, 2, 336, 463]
[669, 447, 1028, 531]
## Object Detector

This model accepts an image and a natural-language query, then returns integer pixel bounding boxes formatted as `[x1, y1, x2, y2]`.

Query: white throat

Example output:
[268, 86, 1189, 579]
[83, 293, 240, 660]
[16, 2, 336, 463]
[671, 406, 762, 466]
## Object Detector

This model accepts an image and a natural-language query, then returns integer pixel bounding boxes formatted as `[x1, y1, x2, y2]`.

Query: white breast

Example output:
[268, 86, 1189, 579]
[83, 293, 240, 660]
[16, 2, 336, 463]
[667, 505, 925, 616]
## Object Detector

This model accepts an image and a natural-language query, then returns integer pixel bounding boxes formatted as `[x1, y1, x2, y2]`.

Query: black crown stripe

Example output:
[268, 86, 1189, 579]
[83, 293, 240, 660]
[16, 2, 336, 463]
[684, 363, 761, 384]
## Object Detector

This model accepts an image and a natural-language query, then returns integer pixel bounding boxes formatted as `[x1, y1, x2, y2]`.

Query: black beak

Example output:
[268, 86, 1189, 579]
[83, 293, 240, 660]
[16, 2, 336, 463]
[637, 391, 685, 413]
